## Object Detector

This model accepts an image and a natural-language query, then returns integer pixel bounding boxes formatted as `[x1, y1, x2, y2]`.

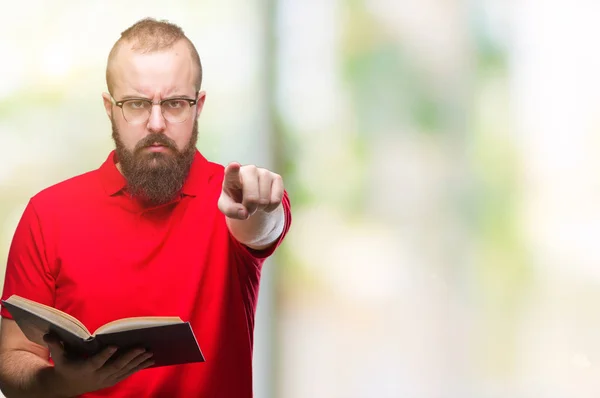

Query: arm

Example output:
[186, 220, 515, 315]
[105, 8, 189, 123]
[0, 319, 61, 398]
[0, 201, 65, 397]
[0, 201, 153, 398]
[0, 318, 154, 398]
[218, 163, 287, 250]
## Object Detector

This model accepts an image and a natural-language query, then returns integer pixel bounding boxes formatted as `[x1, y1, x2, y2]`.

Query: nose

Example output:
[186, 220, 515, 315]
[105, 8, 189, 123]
[146, 103, 166, 133]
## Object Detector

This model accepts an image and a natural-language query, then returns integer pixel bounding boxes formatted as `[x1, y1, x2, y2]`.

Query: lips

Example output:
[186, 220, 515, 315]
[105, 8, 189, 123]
[135, 134, 176, 153]
[146, 142, 173, 150]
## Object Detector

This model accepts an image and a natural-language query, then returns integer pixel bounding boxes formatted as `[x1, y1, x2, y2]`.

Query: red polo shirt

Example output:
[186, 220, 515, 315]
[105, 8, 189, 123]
[0, 150, 291, 397]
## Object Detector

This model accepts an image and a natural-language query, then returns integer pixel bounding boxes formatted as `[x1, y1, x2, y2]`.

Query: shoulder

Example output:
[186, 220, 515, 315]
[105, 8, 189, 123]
[29, 168, 102, 211]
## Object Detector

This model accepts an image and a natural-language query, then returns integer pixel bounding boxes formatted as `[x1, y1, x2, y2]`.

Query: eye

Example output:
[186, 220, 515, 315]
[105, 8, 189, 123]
[128, 100, 147, 109]
[166, 100, 186, 109]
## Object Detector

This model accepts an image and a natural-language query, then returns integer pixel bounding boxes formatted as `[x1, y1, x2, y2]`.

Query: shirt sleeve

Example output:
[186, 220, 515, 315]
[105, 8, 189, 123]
[1, 200, 56, 319]
[228, 191, 292, 340]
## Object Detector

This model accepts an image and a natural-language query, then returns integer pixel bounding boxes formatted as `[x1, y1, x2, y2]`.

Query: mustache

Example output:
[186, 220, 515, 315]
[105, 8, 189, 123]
[134, 134, 178, 153]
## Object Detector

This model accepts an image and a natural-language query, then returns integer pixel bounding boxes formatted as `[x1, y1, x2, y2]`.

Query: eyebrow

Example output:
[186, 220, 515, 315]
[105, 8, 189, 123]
[117, 94, 195, 101]
[119, 95, 150, 100]
[119, 87, 195, 100]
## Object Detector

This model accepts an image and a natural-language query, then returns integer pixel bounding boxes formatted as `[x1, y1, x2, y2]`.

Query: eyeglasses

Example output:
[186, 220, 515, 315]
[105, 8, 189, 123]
[111, 95, 198, 124]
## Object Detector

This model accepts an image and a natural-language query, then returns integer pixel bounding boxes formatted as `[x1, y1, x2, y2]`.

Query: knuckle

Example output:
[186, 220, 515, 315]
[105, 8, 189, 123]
[242, 165, 257, 174]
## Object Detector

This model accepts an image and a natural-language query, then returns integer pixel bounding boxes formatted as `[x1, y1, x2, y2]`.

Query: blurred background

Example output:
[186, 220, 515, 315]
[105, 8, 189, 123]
[1, 0, 600, 397]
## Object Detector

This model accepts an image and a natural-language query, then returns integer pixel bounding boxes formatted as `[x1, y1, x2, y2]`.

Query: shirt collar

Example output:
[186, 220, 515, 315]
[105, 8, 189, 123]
[99, 150, 208, 197]
[180, 150, 208, 197]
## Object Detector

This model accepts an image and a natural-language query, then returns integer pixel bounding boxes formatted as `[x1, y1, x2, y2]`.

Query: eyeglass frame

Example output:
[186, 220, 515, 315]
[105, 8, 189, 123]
[110, 93, 200, 124]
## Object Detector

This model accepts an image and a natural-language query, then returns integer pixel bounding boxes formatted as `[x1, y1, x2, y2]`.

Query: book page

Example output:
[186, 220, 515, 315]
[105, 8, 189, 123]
[5, 295, 91, 339]
[95, 316, 183, 335]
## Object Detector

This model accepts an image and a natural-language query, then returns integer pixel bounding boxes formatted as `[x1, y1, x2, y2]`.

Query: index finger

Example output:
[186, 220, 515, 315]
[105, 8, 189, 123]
[89, 346, 118, 370]
[223, 162, 241, 188]
[101, 347, 147, 374]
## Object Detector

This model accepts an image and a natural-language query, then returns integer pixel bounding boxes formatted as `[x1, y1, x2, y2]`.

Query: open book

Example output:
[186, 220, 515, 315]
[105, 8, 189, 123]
[1, 295, 205, 368]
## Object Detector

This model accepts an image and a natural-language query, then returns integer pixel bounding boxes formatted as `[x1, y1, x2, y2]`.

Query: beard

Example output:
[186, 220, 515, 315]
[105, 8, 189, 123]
[111, 119, 198, 206]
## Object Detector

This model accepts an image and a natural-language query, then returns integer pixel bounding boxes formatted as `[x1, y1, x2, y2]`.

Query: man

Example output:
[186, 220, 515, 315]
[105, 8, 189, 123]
[0, 18, 291, 398]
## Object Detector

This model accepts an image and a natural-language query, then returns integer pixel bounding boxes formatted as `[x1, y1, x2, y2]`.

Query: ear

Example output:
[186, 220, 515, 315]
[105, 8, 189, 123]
[195, 91, 207, 119]
[101, 92, 114, 120]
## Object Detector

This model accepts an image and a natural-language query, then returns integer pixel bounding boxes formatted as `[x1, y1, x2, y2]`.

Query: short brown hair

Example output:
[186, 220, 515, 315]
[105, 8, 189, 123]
[106, 18, 202, 94]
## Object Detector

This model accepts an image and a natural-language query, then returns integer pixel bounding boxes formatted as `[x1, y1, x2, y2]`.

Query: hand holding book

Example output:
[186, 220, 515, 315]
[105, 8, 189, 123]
[40, 332, 154, 396]
[1, 295, 205, 368]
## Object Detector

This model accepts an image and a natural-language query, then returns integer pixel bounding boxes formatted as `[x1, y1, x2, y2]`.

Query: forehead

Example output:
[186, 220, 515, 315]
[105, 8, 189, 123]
[110, 40, 196, 98]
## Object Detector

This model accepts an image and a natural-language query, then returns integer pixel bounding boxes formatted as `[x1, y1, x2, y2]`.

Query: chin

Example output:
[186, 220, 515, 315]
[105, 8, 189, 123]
[138, 153, 169, 167]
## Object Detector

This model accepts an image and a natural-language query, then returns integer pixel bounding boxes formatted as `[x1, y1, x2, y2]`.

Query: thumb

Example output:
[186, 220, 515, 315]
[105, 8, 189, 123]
[43, 333, 65, 362]
[218, 190, 248, 220]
